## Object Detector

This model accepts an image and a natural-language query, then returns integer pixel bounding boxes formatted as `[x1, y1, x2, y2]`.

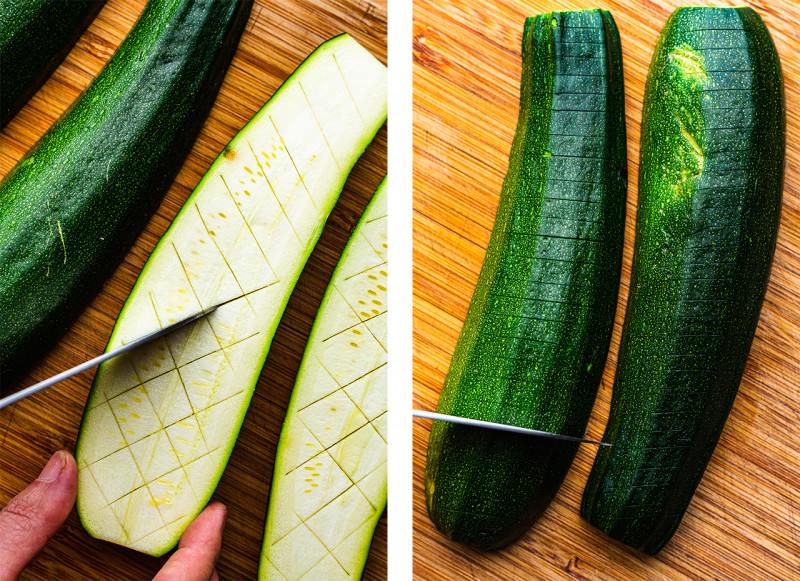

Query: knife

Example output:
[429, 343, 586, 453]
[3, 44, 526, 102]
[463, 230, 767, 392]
[0, 299, 237, 411]
[413, 409, 611, 446]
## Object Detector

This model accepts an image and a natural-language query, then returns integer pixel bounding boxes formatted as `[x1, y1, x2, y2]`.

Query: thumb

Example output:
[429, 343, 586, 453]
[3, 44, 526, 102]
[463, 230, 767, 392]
[0, 450, 78, 581]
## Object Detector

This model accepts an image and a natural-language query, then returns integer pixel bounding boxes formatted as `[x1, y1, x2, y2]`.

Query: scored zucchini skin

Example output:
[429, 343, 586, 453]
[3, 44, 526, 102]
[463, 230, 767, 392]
[581, 7, 784, 554]
[0, 0, 105, 127]
[425, 10, 627, 550]
[0, 0, 252, 390]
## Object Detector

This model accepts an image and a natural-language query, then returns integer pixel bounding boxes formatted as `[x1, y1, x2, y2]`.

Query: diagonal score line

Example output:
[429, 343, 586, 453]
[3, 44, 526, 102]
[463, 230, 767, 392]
[269, 115, 318, 213]
[193, 204, 256, 319]
[341, 259, 387, 282]
[366, 410, 388, 446]
[102, 402, 154, 536]
[83, 461, 130, 539]
[350, 458, 387, 512]
[250, 141, 304, 246]
[171, 239, 211, 320]
[298, 80, 341, 170]
[357, 217, 389, 259]
[361, 314, 387, 353]
[221, 171, 279, 285]
[332, 53, 365, 128]
[340, 372, 387, 432]
[320, 313, 382, 343]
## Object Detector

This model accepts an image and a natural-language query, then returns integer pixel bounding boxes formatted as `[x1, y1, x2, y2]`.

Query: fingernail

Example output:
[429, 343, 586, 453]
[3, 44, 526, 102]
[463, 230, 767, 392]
[37, 450, 67, 483]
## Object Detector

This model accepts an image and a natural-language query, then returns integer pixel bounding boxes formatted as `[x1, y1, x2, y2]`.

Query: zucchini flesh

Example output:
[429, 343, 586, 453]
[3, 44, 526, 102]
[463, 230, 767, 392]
[259, 177, 387, 581]
[0, 0, 252, 390]
[581, 7, 784, 554]
[75, 34, 387, 557]
[424, 10, 627, 550]
[0, 0, 105, 127]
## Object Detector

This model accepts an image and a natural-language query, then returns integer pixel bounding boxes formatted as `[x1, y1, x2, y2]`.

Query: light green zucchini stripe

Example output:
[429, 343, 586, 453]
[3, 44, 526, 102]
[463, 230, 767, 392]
[75, 34, 387, 557]
[259, 177, 387, 581]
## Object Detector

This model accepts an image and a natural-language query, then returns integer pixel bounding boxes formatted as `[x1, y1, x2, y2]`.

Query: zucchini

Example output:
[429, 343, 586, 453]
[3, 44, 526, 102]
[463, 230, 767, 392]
[0, 0, 105, 127]
[581, 7, 784, 554]
[75, 34, 387, 557]
[0, 0, 251, 390]
[259, 176, 387, 581]
[424, 10, 627, 550]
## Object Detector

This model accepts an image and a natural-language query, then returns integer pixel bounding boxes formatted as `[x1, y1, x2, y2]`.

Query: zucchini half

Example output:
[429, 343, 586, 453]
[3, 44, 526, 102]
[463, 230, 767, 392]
[75, 34, 387, 557]
[581, 7, 784, 554]
[425, 10, 627, 550]
[259, 176, 387, 581]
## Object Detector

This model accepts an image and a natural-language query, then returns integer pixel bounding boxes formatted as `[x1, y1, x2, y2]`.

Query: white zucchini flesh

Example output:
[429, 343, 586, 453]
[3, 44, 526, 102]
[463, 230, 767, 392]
[258, 177, 387, 581]
[75, 34, 387, 557]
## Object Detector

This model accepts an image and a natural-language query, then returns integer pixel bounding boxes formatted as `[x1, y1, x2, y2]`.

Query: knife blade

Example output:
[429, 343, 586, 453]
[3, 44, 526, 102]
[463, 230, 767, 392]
[413, 409, 610, 446]
[0, 298, 239, 411]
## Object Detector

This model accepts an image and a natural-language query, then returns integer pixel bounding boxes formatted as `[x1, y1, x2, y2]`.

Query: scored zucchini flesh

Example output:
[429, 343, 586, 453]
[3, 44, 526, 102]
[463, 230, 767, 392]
[581, 7, 784, 554]
[75, 34, 387, 557]
[259, 177, 387, 581]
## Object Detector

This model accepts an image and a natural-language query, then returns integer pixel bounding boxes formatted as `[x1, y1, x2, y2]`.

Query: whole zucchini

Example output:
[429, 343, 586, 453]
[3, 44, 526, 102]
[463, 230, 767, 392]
[0, 0, 252, 390]
[0, 0, 105, 127]
[581, 7, 784, 554]
[425, 10, 627, 550]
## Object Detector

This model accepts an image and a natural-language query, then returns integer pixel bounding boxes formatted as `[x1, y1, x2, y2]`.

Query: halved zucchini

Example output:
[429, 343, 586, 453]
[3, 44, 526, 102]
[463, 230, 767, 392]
[75, 34, 387, 557]
[259, 176, 387, 580]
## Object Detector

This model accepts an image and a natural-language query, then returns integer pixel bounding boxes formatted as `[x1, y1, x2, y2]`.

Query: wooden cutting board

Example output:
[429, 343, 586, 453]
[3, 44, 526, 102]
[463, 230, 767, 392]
[0, 0, 386, 579]
[413, 1, 800, 579]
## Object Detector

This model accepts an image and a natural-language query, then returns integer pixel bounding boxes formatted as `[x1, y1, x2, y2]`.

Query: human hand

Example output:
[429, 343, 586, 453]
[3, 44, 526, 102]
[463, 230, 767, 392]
[0, 450, 226, 581]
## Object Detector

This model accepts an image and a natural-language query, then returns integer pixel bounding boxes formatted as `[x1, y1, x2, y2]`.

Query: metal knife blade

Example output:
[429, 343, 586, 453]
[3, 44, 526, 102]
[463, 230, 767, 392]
[413, 409, 610, 446]
[0, 297, 241, 411]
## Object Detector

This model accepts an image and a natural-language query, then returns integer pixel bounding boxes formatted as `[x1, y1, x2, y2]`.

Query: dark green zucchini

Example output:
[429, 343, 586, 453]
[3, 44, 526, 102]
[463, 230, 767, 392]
[425, 10, 627, 550]
[0, 0, 105, 127]
[0, 0, 251, 391]
[581, 7, 784, 554]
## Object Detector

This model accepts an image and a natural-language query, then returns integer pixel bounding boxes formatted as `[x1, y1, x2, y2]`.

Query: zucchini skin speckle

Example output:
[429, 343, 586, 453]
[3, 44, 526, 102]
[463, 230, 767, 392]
[425, 10, 627, 550]
[581, 7, 784, 554]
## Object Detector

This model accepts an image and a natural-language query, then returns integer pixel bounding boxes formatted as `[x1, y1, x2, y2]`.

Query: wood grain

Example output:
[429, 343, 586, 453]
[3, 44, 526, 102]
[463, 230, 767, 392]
[413, 1, 800, 579]
[0, 0, 386, 579]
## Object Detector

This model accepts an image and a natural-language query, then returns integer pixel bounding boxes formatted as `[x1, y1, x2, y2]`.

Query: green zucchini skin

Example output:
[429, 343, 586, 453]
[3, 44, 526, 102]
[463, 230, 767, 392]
[425, 10, 627, 550]
[0, 0, 105, 127]
[0, 0, 252, 390]
[581, 7, 784, 554]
